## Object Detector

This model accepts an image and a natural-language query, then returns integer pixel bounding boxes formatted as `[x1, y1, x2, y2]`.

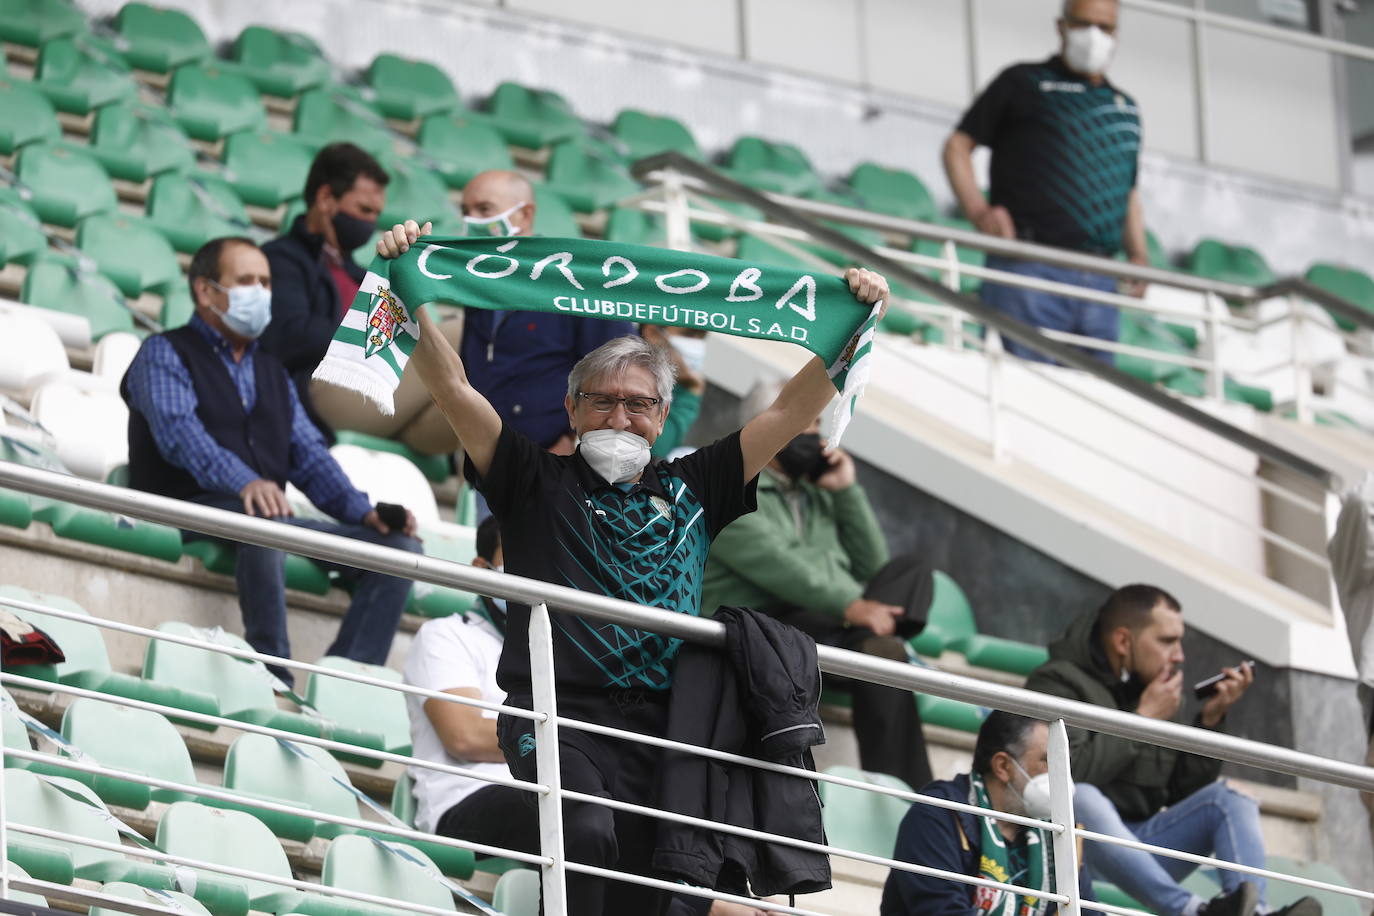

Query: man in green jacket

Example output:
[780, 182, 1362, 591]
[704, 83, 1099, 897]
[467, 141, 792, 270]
[1026, 584, 1319, 916]
[702, 412, 932, 789]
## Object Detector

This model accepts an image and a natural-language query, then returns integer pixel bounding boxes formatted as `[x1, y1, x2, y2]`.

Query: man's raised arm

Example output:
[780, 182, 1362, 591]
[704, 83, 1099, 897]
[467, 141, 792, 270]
[739, 267, 888, 480]
[378, 220, 503, 477]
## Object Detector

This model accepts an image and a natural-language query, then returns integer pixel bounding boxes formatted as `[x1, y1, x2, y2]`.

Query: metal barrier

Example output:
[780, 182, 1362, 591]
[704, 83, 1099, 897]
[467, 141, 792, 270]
[0, 462, 1372, 916]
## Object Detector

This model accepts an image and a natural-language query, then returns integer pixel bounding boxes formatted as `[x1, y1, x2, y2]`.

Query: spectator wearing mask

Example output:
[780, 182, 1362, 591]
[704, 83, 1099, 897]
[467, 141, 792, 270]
[943, 0, 1149, 362]
[121, 237, 420, 685]
[261, 144, 389, 438]
[701, 386, 932, 791]
[1026, 585, 1320, 916]
[641, 325, 707, 457]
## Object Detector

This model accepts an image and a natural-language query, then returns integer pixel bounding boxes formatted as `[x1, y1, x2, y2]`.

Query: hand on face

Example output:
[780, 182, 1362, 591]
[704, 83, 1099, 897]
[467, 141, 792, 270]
[813, 443, 856, 491]
[1135, 665, 1183, 721]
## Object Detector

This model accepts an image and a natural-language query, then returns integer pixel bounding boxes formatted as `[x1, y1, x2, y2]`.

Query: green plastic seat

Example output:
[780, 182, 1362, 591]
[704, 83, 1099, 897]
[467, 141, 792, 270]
[159, 286, 194, 327]
[146, 172, 253, 254]
[77, 213, 182, 298]
[691, 195, 761, 243]
[0, 187, 48, 267]
[368, 54, 460, 121]
[331, 430, 450, 483]
[323, 834, 463, 907]
[306, 657, 412, 755]
[92, 883, 211, 916]
[141, 620, 338, 739]
[492, 869, 540, 916]
[390, 774, 416, 826]
[1116, 312, 1197, 385]
[1145, 229, 1170, 270]
[795, 187, 885, 266]
[377, 158, 458, 230]
[223, 130, 315, 208]
[816, 766, 913, 857]
[1188, 239, 1275, 288]
[0, 79, 61, 156]
[34, 35, 138, 115]
[486, 81, 584, 149]
[532, 184, 582, 239]
[910, 570, 976, 657]
[726, 136, 822, 197]
[416, 113, 514, 190]
[734, 233, 822, 273]
[292, 86, 393, 159]
[4, 687, 34, 759]
[545, 140, 639, 213]
[1304, 263, 1374, 332]
[21, 254, 133, 339]
[0, 0, 85, 46]
[114, 1, 211, 73]
[32, 496, 183, 561]
[231, 25, 330, 98]
[53, 697, 199, 809]
[408, 525, 478, 619]
[221, 733, 357, 842]
[611, 109, 702, 162]
[917, 692, 988, 733]
[168, 64, 268, 142]
[4, 862, 50, 907]
[1264, 856, 1359, 916]
[156, 803, 292, 909]
[15, 143, 117, 228]
[955, 635, 1049, 677]
[848, 162, 938, 223]
[604, 207, 668, 247]
[90, 101, 194, 183]
[913, 218, 985, 295]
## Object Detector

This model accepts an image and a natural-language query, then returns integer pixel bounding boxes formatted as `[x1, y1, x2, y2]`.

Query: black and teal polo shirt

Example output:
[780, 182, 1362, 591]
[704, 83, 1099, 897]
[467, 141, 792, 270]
[468, 425, 757, 696]
[958, 55, 1141, 255]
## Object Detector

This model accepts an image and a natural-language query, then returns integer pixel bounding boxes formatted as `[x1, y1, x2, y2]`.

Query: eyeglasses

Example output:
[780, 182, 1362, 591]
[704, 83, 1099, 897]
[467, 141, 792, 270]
[577, 392, 661, 416]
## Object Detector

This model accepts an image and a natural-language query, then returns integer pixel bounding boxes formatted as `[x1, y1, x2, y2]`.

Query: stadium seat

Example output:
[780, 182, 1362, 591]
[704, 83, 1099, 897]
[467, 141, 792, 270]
[917, 692, 988, 733]
[734, 233, 821, 273]
[376, 158, 460, 232]
[92, 331, 142, 383]
[0, 0, 86, 46]
[292, 86, 394, 159]
[1304, 263, 1374, 332]
[33, 35, 139, 115]
[390, 774, 416, 826]
[222, 130, 315, 209]
[847, 162, 939, 223]
[331, 430, 450, 483]
[0, 187, 48, 267]
[50, 697, 199, 809]
[1188, 239, 1275, 288]
[155, 802, 294, 911]
[29, 380, 129, 480]
[323, 444, 439, 524]
[221, 732, 358, 842]
[146, 172, 253, 255]
[114, 1, 211, 73]
[322, 834, 462, 909]
[1265, 856, 1359, 916]
[690, 195, 762, 243]
[0, 309, 69, 397]
[4, 687, 34, 757]
[15, 143, 118, 228]
[231, 25, 330, 98]
[91, 883, 211, 916]
[1116, 311, 1199, 384]
[159, 287, 194, 328]
[532, 184, 583, 238]
[604, 207, 668, 247]
[486, 81, 584, 149]
[492, 869, 541, 916]
[408, 522, 479, 619]
[368, 53, 461, 121]
[21, 255, 134, 340]
[913, 218, 985, 294]
[76, 213, 182, 299]
[544, 140, 640, 213]
[611, 109, 703, 162]
[168, 64, 268, 142]
[726, 136, 822, 197]
[816, 766, 912, 858]
[141, 621, 342, 740]
[4, 862, 49, 908]
[32, 496, 184, 562]
[416, 114, 515, 190]
[0, 78, 61, 157]
[305, 657, 412, 756]
[182, 538, 334, 595]
[910, 570, 976, 657]
[89, 101, 195, 183]
[794, 188, 886, 265]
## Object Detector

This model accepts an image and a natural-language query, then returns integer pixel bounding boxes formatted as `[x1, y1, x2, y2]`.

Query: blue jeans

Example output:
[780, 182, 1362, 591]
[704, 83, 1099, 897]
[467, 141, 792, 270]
[187, 494, 421, 684]
[980, 255, 1119, 364]
[1075, 781, 1267, 916]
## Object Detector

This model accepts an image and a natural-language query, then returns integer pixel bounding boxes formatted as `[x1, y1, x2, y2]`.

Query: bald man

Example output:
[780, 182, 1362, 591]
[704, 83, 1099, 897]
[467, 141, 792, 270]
[457, 170, 634, 454]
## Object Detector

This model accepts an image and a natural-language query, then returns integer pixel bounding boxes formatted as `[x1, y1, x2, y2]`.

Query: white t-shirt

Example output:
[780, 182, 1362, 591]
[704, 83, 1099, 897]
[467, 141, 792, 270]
[404, 611, 511, 835]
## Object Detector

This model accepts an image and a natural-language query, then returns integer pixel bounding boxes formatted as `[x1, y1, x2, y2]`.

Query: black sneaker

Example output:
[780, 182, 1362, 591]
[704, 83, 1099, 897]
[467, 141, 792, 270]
[1200, 882, 1260, 916]
[1270, 898, 1323, 916]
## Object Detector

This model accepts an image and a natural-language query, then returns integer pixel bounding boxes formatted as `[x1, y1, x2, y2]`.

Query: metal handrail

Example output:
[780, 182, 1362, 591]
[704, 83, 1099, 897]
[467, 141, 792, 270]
[628, 153, 1341, 490]
[1, 460, 1371, 793]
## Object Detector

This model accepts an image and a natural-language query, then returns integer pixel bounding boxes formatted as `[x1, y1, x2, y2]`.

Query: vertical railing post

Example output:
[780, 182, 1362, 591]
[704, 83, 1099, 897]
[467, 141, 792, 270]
[986, 327, 1007, 462]
[1289, 294, 1313, 424]
[529, 602, 567, 916]
[1205, 293, 1226, 402]
[661, 169, 692, 253]
[1048, 719, 1081, 916]
[942, 239, 964, 349]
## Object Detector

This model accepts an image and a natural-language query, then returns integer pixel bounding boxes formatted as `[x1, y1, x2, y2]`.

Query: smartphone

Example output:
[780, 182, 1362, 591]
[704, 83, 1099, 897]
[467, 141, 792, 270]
[1193, 660, 1255, 700]
[375, 502, 408, 531]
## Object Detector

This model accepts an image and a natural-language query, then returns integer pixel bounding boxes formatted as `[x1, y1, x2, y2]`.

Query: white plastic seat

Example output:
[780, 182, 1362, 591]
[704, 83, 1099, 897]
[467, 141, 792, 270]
[0, 297, 94, 351]
[30, 380, 129, 480]
[92, 332, 143, 383]
[323, 443, 440, 524]
[0, 309, 70, 398]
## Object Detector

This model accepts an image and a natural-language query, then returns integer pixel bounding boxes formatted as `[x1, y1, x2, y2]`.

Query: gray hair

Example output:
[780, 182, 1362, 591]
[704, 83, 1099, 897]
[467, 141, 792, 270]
[567, 335, 675, 408]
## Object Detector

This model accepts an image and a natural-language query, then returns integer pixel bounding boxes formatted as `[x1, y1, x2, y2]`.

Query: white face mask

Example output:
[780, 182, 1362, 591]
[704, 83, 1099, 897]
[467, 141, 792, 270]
[1063, 24, 1115, 76]
[1011, 758, 1058, 821]
[462, 201, 527, 237]
[209, 281, 272, 340]
[668, 335, 706, 374]
[578, 428, 651, 485]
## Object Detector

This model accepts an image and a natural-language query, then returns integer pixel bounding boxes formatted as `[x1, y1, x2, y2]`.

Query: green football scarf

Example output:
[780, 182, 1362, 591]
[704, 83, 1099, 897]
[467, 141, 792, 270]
[311, 236, 881, 443]
[968, 772, 1053, 916]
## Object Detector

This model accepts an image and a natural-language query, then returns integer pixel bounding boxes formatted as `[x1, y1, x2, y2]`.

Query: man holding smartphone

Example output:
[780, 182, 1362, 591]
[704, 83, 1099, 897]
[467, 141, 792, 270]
[1026, 585, 1319, 916]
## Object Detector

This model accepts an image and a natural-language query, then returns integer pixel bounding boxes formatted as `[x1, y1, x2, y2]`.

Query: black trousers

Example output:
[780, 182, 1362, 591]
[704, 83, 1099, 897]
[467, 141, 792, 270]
[771, 606, 934, 791]
[497, 690, 674, 916]
[434, 784, 540, 858]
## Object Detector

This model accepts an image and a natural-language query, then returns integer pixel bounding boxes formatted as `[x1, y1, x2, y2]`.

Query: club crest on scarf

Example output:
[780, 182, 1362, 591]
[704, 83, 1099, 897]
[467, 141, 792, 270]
[365, 287, 409, 358]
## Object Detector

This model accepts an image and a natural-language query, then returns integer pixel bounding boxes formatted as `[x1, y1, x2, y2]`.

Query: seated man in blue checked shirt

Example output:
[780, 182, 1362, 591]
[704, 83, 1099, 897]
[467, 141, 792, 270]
[121, 236, 421, 685]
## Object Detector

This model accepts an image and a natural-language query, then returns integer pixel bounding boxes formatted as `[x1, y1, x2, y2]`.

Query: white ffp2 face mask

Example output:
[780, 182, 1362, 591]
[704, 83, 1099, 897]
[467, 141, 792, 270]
[462, 202, 527, 237]
[578, 429, 651, 485]
[1064, 24, 1116, 76]
[1011, 758, 1058, 821]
